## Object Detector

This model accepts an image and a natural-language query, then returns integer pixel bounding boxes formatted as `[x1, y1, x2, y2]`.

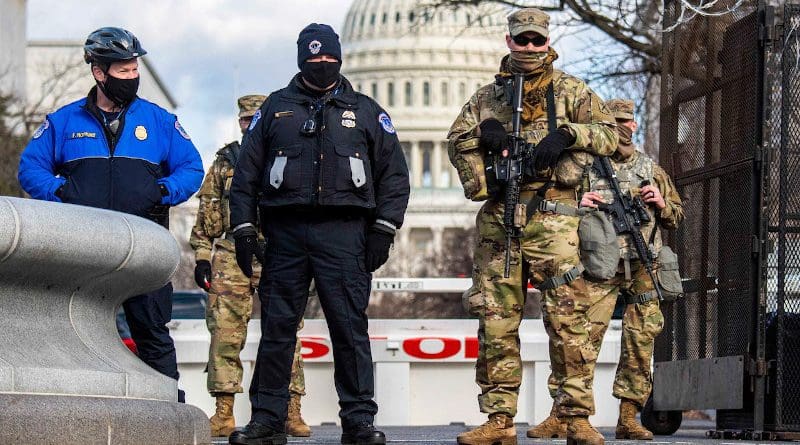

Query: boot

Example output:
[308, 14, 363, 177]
[565, 416, 604, 445]
[209, 394, 236, 437]
[341, 421, 386, 444]
[285, 393, 311, 437]
[616, 399, 654, 440]
[456, 413, 517, 445]
[527, 406, 567, 438]
[229, 420, 287, 445]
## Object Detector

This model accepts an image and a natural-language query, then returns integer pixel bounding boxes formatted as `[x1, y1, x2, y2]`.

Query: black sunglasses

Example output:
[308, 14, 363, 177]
[513, 34, 547, 47]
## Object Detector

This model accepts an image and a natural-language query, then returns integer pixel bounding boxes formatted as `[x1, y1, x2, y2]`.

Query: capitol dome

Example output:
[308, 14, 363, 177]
[342, 0, 507, 189]
[340, 0, 509, 277]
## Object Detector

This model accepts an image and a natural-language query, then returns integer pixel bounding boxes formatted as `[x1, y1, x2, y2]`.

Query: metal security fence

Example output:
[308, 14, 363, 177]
[767, 2, 800, 432]
[651, 0, 800, 437]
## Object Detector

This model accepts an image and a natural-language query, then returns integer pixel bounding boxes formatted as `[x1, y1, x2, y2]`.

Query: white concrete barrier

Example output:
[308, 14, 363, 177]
[174, 312, 625, 427]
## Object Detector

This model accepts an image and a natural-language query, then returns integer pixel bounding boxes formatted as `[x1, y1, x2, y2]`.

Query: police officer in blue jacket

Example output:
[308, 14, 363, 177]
[228, 23, 409, 445]
[18, 27, 204, 402]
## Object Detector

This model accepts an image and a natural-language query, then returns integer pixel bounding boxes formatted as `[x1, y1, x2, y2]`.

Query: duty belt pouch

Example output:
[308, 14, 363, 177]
[269, 156, 287, 189]
[578, 209, 620, 280]
[656, 245, 684, 301]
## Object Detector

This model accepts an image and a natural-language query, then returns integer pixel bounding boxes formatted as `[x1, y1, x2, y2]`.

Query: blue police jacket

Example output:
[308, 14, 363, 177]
[18, 90, 204, 222]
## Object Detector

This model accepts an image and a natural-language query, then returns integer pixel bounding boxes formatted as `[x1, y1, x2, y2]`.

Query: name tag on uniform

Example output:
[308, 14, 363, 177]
[274, 111, 294, 119]
[68, 132, 97, 139]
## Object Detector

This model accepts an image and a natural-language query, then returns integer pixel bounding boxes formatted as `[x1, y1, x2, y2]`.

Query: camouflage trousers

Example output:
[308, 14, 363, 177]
[207, 241, 305, 396]
[546, 261, 665, 408]
[472, 193, 603, 418]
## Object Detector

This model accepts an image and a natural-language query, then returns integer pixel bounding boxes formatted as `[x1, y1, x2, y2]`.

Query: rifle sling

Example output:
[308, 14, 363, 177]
[546, 82, 557, 134]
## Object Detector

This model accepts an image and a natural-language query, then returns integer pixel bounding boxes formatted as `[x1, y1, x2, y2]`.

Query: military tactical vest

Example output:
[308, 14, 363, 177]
[588, 151, 662, 260]
[449, 69, 615, 201]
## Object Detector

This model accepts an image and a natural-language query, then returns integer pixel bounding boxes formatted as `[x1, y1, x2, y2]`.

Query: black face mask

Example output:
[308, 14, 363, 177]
[301, 61, 341, 90]
[98, 73, 140, 106]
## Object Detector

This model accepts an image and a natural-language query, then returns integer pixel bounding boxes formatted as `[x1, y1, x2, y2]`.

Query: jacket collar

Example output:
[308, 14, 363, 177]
[82, 86, 139, 117]
[282, 73, 358, 108]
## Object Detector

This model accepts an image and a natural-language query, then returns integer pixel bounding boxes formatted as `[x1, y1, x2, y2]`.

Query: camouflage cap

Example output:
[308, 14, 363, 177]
[507, 8, 550, 38]
[238, 94, 267, 118]
[606, 99, 635, 120]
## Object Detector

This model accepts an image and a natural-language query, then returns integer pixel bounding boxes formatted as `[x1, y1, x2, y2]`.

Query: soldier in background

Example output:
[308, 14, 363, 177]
[528, 99, 684, 440]
[448, 8, 618, 445]
[190, 95, 310, 438]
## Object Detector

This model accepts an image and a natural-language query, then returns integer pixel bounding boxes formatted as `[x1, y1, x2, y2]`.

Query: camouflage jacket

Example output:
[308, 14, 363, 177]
[190, 142, 240, 262]
[586, 150, 684, 259]
[447, 68, 619, 201]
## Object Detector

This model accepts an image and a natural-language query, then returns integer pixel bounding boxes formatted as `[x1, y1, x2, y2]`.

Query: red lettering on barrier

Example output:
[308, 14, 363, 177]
[464, 337, 479, 359]
[300, 338, 330, 359]
[403, 337, 460, 359]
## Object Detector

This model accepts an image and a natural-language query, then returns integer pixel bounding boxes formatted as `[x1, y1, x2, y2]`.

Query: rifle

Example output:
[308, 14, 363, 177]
[494, 73, 530, 278]
[595, 156, 664, 300]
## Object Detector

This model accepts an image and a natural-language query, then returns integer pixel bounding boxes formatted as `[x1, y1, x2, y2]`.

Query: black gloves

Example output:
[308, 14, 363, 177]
[365, 229, 394, 273]
[528, 128, 575, 172]
[234, 226, 264, 278]
[478, 118, 507, 153]
[194, 260, 212, 290]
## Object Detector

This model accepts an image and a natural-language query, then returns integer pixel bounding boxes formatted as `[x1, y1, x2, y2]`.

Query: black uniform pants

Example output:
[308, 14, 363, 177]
[250, 211, 377, 430]
[123, 282, 184, 402]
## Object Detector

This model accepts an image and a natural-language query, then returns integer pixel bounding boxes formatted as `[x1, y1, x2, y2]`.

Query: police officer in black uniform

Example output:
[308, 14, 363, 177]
[228, 23, 410, 445]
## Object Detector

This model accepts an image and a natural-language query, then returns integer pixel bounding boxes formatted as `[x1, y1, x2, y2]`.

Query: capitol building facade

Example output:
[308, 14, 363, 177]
[341, 0, 508, 278]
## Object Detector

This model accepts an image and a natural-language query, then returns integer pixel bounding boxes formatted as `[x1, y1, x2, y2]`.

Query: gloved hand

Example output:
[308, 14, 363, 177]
[478, 118, 507, 153]
[529, 128, 574, 172]
[194, 260, 212, 290]
[234, 226, 264, 278]
[365, 229, 394, 273]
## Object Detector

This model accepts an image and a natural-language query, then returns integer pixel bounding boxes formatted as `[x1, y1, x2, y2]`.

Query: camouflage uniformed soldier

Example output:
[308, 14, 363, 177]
[448, 8, 618, 445]
[528, 99, 684, 441]
[189, 95, 310, 438]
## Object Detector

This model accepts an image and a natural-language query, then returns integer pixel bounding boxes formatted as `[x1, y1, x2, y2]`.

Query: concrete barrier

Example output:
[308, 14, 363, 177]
[174, 318, 624, 428]
[0, 197, 210, 444]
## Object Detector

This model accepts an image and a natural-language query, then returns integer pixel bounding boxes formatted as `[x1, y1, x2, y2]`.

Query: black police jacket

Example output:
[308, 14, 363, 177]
[230, 75, 410, 231]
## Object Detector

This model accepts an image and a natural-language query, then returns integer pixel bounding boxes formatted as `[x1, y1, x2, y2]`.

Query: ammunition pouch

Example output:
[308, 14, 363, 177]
[452, 137, 493, 201]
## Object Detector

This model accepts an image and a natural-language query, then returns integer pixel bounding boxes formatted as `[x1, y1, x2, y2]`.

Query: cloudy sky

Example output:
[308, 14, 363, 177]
[27, 0, 351, 165]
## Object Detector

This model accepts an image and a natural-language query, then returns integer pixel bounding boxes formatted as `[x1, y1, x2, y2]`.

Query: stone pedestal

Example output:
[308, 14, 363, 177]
[0, 197, 210, 444]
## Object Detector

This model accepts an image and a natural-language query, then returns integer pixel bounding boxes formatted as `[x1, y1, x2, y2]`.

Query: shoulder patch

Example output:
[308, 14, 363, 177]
[175, 120, 191, 140]
[248, 109, 262, 132]
[32, 119, 50, 140]
[378, 112, 395, 134]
